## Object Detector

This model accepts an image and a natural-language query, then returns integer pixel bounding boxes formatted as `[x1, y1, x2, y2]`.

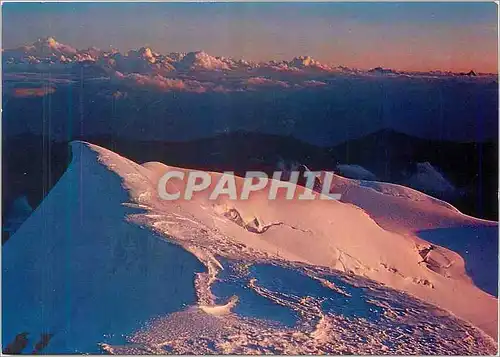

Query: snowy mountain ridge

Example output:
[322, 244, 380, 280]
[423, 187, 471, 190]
[3, 140, 497, 353]
[3, 37, 492, 77]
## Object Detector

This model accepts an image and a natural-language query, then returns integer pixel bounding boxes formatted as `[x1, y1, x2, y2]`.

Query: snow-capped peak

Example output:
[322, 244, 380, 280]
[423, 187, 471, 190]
[126, 47, 157, 64]
[32, 36, 77, 56]
[177, 50, 231, 71]
[137, 47, 154, 59]
[290, 56, 316, 67]
[288, 56, 330, 70]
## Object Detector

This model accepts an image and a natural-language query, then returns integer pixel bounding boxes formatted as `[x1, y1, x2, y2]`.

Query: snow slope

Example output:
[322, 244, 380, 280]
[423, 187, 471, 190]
[3, 142, 498, 354]
[89, 141, 497, 339]
[2, 142, 205, 353]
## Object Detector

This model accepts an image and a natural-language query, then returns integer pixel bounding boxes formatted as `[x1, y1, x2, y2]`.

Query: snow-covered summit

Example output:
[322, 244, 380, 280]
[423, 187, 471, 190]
[2, 141, 497, 353]
[176, 50, 232, 71]
[29, 36, 78, 56]
[288, 56, 331, 71]
[128, 47, 156, 63]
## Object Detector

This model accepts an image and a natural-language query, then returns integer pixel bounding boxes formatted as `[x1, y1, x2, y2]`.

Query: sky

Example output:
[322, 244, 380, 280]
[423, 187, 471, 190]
[2, 2, 498, 72]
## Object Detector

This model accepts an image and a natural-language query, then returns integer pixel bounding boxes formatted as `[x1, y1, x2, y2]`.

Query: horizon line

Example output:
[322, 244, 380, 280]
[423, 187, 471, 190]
[5, 36, 497, 75]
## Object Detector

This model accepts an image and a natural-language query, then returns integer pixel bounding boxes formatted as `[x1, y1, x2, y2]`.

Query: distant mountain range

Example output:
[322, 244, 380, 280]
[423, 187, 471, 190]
[3, 129, 496, 243]
[3, 37, 494, 78]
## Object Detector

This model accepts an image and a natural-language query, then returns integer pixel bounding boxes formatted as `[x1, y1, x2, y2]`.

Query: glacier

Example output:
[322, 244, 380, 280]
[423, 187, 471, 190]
[2, 141, 498, 354]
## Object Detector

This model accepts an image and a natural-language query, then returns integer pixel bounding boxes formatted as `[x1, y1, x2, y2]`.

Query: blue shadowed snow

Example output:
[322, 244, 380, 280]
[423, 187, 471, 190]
[2, 142, 205, 354]
[212, 260, 381, 327]
[417, 226, 499, 297]
[212, 262, 299, 327]
[250, 264, 382, 321]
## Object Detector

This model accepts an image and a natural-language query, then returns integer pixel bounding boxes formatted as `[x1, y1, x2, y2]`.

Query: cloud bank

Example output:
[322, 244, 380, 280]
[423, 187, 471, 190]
[3, 37, 496, 94]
